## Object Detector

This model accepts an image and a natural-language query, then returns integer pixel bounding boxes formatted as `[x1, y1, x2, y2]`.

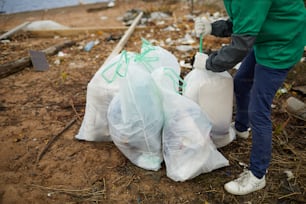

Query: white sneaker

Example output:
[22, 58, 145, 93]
[231, 122, 250, 139]
[224, 170, 266, 195]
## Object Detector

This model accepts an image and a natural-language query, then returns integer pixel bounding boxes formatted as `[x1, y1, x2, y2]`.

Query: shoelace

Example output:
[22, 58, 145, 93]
[235, 170, 251, 187]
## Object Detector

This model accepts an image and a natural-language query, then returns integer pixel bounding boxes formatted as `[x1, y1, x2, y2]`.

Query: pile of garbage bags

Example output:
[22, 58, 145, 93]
[75, 38, 232, 182]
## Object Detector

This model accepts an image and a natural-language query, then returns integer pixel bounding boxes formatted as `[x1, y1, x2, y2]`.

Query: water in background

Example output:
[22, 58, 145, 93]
[0, 0, 110, 14]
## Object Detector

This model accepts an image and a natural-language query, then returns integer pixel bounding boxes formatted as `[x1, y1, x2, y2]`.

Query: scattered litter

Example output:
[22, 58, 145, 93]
[150, 11, 171, 20]
[233, 62, 241, 70]
[176, 45, 194, 52]
[284, 170, 295, 181]
[238, 161, 249, 168]
[1, 39, 10, 43]
[84, 41, 95, 51]
[163, 25, 179, 32]
[213, 12, 221, 19]
[69, 62, 85, 69]
[107, 1, 115, 7]
[177, 33, 195, 45]
[29, 50, 49, 71]
[278, 88, 288, 94]
[84, 40, 99, 52]
[122, 9, 143, 25]
[57, 51, 66, 57]
[23, 20, 69, 31]
[165, 38, 174, 45]
[54, 59, 60, 65]
[100, 16, 109, 20]
[156, 21, 165, 25]
[106, 35, 121, 42]
[179, 60, 192, 69]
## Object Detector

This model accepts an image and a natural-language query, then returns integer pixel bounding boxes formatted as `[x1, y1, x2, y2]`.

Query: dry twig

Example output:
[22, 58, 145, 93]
[36, 117, 77, 163]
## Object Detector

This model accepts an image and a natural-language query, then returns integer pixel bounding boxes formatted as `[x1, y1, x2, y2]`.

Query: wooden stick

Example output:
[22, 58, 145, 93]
[36, 117, 77, 163]
[42, 40, 76, 55]
[103, 11, 144, 65]
[0, 21, 30, 40]
[0, 40, 75, 78]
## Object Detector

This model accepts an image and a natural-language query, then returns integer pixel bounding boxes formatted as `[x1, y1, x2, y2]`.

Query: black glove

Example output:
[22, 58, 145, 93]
[211, 19, 233, 37]
[206, 34, 257, 72]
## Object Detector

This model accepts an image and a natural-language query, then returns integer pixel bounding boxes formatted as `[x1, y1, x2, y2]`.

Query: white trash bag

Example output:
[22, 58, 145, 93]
[75, 51, 135, 142]
[152, 67, 229, 182]
[183, 52, 235, 148]
[136, 38, 181, 75]
[107, 60, 164, 171]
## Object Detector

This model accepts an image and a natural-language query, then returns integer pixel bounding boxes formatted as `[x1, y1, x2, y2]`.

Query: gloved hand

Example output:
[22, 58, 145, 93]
[193, 52, 208, 70]
[194, 17, 212, 38]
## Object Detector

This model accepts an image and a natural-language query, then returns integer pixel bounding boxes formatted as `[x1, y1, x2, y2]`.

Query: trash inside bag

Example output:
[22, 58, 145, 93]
[152, 67, 229, 181]
[183, 52, 235, 147]
[75, 51, 135, 142]
[108, 61, 164, 171]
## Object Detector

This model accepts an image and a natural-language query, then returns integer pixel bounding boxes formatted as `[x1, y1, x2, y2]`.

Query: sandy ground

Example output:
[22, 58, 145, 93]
[0, 1, 305, 203]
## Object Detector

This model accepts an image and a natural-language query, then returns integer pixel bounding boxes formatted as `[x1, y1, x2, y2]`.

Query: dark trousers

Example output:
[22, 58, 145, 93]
[234, 49, 290, 178]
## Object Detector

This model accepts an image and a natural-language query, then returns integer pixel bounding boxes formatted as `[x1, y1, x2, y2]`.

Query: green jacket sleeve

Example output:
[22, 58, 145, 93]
[206, 1, 273, 72]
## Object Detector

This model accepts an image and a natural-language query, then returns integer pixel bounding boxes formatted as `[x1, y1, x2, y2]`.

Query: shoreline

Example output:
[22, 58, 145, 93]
[0, 2, 109, 15]
[0, 2, 134, 31]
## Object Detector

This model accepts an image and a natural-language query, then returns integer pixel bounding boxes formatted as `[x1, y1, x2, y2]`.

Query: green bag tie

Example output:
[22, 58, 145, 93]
[101, 50, 131, 83]
[199, 34, 203, 53]
[134, 38, 160, 73]
[163, 67, 186, 94]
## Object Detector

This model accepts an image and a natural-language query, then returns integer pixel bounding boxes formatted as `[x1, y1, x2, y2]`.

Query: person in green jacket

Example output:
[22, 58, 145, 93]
[195, 0, 306, 195]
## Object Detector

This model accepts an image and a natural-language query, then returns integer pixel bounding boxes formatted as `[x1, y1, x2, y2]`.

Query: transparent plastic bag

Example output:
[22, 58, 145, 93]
[107, 60, 163, 171]
[75, 51, 135, 142]
[152, 67, 229, 181]
[136, 38, 181, 75]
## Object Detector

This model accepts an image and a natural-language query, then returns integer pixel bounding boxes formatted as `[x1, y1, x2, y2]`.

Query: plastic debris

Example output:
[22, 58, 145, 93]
[238, 162, 249, 168]
[163, 25, 179, 32]
[1, 39, 10, 43]
[84, 40, 99, 52]
[107, 1, 115, 7]
[233, 62, 241, 70]
[23, 20, 69, 31]
[179, 60, 192, 69]
[150, 11, 170, 20]
[100, 16, 108, 20]
[284, 170, 294, 181]
[57, 51, 66, 57]
[177, 33, 195, 45]
[176, 45, 194, 52]
[84, 41, 95, 51]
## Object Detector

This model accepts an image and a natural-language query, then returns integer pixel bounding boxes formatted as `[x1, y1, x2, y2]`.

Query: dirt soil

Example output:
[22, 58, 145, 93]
[0, 1, 305, 203]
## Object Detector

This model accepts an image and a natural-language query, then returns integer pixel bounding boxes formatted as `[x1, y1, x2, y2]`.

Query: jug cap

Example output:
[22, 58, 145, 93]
[193, 52, 208, 70]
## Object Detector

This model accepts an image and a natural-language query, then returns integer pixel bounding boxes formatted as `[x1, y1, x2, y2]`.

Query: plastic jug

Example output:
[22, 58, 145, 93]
[183, 52, 235, 147]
